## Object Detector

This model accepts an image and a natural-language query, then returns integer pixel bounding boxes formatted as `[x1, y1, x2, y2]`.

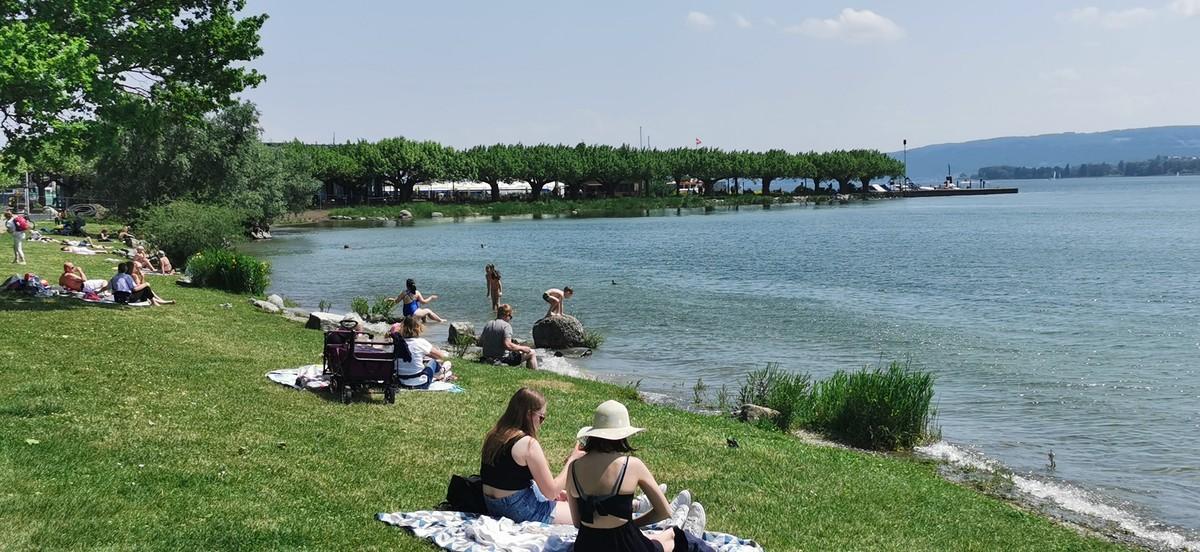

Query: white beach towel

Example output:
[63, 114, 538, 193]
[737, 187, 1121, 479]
[266, 366, 463, 393]
[376, 510, 762, 552]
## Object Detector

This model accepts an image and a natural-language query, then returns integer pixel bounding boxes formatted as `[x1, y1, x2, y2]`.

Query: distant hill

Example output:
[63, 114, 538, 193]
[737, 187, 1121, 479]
[892, 126, 1200, 180]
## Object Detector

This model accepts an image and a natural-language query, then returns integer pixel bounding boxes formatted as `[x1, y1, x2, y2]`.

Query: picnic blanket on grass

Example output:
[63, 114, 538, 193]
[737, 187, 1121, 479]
[266, 365, 463, 393]
[376, 510, 762, 552]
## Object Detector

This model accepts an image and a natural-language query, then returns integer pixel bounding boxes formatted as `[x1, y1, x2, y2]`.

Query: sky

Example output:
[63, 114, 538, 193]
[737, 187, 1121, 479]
[240, 0, 1200, 153]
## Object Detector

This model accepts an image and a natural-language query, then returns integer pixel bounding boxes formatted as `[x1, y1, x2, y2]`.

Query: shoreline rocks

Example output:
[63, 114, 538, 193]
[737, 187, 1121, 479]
[532, 315, 586, 349]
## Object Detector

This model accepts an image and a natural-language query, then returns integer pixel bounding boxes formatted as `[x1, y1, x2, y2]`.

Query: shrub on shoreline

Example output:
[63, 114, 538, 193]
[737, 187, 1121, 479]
[138, 201, 246, 262]
[807, 362, 937, 450]
[185, 249, 271, 295]
[736, 361, 938, 450]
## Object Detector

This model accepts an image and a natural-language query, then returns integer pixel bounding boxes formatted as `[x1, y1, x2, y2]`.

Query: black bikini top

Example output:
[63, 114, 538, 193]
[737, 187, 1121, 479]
[480, 435, 534, 491]
[572, 455, 635, 522]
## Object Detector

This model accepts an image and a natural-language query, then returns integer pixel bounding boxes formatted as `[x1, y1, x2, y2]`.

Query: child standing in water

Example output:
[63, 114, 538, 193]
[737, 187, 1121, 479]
[542, 286, 573, 318]
[485, 264, 503, 312]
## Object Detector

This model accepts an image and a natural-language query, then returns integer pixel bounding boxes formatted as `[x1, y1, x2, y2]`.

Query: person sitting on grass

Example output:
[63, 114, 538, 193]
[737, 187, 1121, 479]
[155, 250, 175, 274]
[543, 286, 573, 318]
[132, 246, 155, 271]
[97, 228, 111, 242]
[395, 278, 444, 323]
[129, 261, 174, 305]
[118, 226, 135, 247]
[479, 304, 538, 369]
[481, 387, 584, 525]
[59, 262, 108, 294]
[390, 315, 452, 389]
[568, 400, 711, 552]
[109, 262, 136, 303]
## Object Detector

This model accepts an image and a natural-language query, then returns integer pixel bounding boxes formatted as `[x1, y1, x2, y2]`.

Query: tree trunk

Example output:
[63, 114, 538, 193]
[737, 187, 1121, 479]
[762, 176, 774, 196]
[703, 180, 715, 196]
[528, 181, 543, 202]
[837, 179, 854, 193]
[399, 181, 415, 202]
[487, 180, 501, 202]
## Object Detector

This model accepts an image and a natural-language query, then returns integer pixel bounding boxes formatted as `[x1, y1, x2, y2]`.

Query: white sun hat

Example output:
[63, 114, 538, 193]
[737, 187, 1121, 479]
[577, 400, 644, 441]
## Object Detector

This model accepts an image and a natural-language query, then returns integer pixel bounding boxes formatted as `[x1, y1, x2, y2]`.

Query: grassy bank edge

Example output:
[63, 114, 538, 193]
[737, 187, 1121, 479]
[0, 239, 1130, 551]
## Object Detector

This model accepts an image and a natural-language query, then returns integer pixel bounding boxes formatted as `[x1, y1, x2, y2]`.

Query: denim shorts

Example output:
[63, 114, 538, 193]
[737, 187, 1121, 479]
[483, 483, 555, 524]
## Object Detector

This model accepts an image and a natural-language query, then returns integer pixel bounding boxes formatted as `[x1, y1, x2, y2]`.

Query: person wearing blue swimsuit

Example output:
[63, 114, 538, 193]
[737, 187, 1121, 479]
[395, 278, 444, 323]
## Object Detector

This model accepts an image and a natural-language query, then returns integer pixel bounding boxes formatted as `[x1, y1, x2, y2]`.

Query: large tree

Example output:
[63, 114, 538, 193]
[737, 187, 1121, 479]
[92, 102, 318, 225]
[466, 144, 520, 202]
[1, 0, 266, 157]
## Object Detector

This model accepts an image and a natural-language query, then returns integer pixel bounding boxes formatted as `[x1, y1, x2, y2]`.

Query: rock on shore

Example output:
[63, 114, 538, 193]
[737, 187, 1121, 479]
[532, 315, 586, 349]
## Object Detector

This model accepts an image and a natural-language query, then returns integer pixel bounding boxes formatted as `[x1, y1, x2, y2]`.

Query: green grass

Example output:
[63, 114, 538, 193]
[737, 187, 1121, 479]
[0, 239, 1128, 551]
[328, 195, 795, 220]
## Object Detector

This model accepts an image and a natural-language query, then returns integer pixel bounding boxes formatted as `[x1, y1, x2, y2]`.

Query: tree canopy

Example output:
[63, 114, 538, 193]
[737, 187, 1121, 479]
[1, 0, 266, 158]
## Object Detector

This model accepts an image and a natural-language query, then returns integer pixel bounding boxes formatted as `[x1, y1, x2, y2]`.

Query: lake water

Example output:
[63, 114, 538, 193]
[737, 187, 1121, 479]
[244, 176, 1200, 548]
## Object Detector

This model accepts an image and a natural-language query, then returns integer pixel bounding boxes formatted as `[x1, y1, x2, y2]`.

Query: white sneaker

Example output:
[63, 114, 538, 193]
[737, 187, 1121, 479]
[682, 502, 706, 539]
[633, 484, 670, 514]
[670, 489, 692, 511]
[668, 503, 690, 528]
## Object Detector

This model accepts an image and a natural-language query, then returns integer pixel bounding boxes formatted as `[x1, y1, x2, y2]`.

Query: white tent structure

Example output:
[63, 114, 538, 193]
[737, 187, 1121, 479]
[412, 181, 563, 200]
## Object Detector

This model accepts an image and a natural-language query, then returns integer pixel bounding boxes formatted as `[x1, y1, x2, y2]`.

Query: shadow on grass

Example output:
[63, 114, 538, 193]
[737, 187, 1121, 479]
[0, 295, 134, 312]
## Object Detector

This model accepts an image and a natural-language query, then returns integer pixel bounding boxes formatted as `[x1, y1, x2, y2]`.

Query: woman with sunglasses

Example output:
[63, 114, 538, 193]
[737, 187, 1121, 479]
[480, 387, 583, 524]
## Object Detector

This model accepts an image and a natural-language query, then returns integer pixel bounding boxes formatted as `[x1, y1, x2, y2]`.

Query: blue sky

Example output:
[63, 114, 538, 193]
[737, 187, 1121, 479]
[241, 1, 1200, 152]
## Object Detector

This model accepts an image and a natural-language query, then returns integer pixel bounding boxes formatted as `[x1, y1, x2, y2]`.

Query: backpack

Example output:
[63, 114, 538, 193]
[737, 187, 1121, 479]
[439, 474, 487, 514]
[13, 216, 29, 232]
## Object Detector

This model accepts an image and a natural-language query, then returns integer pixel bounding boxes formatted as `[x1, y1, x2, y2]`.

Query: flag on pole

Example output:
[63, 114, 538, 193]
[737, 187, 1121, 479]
[695, 137, 702, 145]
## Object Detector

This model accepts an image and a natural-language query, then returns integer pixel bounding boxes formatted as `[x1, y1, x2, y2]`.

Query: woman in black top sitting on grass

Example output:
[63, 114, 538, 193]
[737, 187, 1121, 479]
[568, 400, 711, 552]
[480, 387, 583, 524]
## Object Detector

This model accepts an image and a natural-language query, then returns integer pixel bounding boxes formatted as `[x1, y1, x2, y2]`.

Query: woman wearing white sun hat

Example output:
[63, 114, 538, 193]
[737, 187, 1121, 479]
[567, 400, 712, 552]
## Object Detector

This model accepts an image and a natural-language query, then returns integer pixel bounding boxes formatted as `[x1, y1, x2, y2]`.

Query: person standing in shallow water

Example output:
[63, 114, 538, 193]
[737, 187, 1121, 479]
[485, 264, 503, 312]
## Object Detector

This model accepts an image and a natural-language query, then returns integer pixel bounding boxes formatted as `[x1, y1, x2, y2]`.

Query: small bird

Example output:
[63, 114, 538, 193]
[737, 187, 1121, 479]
[1047, 450, 1056, 470]
[611, 280, 617, 285]
[726, 438, 740, 448]
[342, 244, 350, 249]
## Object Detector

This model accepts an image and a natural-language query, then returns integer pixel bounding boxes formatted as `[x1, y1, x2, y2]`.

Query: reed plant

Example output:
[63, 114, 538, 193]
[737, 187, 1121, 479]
[738, 362, 812, 431]
[580, 329, 605, 349]
[807, 361, 937, 451]
[349, 296, 369, 318]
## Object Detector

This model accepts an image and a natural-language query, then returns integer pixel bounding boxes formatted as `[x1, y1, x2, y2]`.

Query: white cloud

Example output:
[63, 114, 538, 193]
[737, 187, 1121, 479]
[733, 13, 753, 29]
[1169, 0, 1200, 16]
[1060, 6, 1156, 29]
[785, 9, 905, 42]
[685, 11, 716, 31]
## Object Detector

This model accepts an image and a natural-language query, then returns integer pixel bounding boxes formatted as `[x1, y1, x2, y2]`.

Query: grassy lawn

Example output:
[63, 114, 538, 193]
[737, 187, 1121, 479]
[0, 239, 1126, 551]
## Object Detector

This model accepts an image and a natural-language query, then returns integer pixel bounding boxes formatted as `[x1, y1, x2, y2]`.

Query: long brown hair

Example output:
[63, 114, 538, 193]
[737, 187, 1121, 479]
[482, 387, 545, 465]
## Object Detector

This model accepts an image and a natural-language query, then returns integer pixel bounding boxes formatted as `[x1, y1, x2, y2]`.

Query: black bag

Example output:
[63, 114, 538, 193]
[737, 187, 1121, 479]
[442, 474, 487, 514]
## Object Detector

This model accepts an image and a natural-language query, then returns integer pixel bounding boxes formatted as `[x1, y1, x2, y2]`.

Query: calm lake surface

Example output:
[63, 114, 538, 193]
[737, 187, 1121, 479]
[244, 176, 1200, 542]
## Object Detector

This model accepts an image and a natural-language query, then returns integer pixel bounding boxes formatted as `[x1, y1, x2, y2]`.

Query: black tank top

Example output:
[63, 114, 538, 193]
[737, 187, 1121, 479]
[572, 455, 635, 522]
[480, 435, 533, 491]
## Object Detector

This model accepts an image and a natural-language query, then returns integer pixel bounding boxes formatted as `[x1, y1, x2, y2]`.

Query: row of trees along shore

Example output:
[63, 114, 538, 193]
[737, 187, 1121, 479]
[11, 103, 905, 218]
[277, 140, 906, 204]
[977, 155, 1200, 180]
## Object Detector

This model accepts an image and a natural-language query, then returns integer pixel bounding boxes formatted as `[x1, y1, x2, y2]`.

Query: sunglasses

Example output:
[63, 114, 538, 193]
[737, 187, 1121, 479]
[536, 412, 547, 423]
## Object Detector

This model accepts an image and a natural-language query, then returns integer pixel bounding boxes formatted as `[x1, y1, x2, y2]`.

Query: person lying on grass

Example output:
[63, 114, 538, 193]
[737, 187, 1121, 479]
[390, 315, 452, 389]
[568, 400, 710, 552]
[481, 387, 584, 525]
[59, 262, 108, 294]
